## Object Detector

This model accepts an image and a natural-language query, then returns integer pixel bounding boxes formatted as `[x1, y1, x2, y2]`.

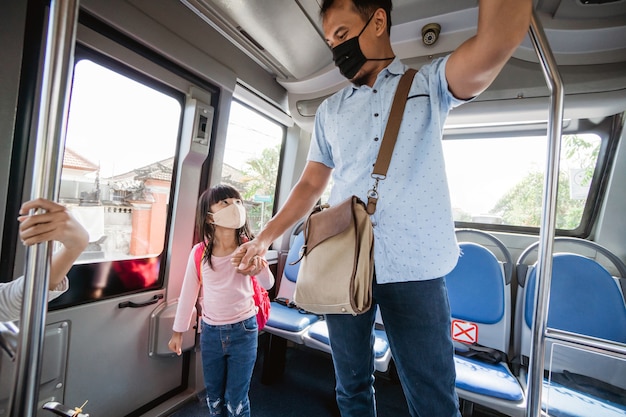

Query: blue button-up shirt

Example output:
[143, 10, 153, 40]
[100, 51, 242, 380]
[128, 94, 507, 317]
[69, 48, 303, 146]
[308, 56, 467, 283]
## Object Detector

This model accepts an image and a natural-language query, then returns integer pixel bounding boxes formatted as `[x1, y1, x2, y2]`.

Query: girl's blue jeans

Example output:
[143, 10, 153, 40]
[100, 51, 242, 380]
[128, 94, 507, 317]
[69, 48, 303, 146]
[325, 277, 461, 417]
[200, 315, 258, 417]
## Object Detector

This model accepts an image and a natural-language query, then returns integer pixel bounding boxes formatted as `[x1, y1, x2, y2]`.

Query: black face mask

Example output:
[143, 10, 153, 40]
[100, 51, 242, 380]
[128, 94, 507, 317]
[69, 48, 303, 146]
[331, 13, 394, 80]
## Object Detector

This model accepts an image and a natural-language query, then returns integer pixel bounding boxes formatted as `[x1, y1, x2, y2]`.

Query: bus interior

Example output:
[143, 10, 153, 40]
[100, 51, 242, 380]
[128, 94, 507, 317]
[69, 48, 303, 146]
[1, 0, 625, 416]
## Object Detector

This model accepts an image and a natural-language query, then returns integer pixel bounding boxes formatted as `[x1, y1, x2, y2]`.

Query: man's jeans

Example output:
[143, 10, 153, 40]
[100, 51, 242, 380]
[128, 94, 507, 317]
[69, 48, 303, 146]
[200, 316, 258, 417]
[325, 277, 461, 417]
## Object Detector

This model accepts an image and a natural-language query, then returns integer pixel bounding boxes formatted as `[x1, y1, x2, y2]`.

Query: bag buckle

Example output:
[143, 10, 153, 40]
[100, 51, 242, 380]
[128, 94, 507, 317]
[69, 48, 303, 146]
[367, 174, 385, 215]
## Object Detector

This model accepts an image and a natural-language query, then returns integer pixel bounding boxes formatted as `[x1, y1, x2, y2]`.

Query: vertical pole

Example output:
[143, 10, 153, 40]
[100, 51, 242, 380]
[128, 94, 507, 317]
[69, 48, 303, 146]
[525, 10, 565, 417]
[8, 1, 79, 416]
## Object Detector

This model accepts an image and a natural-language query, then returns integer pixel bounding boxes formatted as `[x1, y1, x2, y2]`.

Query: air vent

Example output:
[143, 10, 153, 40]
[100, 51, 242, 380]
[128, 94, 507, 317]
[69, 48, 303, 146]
[239, 28, 265, 51]
[181, 0, 290, 78]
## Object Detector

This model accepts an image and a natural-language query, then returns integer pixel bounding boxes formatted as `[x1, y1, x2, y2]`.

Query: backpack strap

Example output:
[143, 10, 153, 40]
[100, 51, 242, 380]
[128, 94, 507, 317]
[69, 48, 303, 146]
[193, 242, 205, 282]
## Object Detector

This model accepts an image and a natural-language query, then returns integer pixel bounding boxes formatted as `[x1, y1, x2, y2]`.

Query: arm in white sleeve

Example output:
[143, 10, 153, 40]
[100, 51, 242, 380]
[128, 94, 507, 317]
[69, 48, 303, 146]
[0, 276, 69, 322]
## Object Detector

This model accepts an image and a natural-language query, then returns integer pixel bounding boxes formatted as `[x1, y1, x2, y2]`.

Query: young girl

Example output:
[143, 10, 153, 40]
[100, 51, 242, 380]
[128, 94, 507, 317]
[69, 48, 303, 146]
[168, 185, 274, 417]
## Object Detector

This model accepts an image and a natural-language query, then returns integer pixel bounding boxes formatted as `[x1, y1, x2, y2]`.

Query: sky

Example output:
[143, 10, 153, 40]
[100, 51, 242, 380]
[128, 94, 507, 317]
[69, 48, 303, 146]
[442, 134, 597, 216]
[443, 136, 547, 215]
[65, 60, 180, 178]
[223, 101, 283, 169]
[65, 60, 281, 179]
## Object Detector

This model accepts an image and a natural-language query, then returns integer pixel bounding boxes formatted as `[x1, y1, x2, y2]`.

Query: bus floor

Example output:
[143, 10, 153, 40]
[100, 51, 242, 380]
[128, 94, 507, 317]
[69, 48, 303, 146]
[168, 333, 508, 417]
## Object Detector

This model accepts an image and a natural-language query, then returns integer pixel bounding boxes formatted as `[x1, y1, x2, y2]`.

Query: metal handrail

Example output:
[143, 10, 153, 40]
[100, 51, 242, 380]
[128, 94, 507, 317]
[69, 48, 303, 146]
[525, 10, 565, 417]
[8, 1, 80, 416]
[546, 328, 626, 359]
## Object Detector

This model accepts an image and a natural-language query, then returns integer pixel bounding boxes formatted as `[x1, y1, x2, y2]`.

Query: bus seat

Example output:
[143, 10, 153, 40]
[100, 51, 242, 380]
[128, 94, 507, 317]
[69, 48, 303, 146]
[445, 229, 524, 417]
[520, 255, 626, 350]
[454, 355, 524, 401]
[263, 230, 321, 344]
[260, 228, 322, 384]
[515, 237, 626, 416]
[302, 307, 393, 374]
[539, 379, 626, 417]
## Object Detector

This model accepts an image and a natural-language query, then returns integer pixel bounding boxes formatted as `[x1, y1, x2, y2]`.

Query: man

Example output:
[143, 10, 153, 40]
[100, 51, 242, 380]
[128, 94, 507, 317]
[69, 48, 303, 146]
[0, 198, 89, 322]
[234, 0, 531, 415]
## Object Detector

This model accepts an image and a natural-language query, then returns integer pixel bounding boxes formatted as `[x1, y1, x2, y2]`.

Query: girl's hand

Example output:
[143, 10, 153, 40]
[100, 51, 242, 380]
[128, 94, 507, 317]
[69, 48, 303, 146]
[232, 238, 268, 275]
[236, 256, 267, 276]
[168, 332, 183, 355]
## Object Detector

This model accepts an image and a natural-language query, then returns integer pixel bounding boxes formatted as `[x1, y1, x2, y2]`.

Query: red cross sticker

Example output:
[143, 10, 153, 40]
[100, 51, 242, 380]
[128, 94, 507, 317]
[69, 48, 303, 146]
[451, 320, 478, 344]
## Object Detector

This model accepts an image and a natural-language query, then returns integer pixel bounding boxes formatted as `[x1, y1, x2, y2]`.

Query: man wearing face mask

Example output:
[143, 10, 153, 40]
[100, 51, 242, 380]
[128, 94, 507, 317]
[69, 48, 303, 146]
[234, 1, 532, 416]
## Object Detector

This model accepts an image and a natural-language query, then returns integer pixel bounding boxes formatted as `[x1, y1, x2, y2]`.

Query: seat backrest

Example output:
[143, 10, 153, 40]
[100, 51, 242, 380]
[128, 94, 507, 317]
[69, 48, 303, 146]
[514, 238, 626, 394]
[275, 231, 304, 299]
[517, 251, 626, 392]
[445, 241, 511, 354]
[519, 253, 626, 358]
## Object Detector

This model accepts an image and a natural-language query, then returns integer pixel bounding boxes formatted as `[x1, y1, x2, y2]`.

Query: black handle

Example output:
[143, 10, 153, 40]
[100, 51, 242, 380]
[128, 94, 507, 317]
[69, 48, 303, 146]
[43, 401, 89, 416]
[118, 294, 164, 309]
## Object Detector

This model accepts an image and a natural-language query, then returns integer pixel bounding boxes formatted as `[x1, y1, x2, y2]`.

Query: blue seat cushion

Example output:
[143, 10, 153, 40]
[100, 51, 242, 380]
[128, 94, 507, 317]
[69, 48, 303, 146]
[454, 355, 523, 401]
[373, 329, 389, 359]
[307, 321, 329, 344]
[265, 302, 319, 332]
[307, 322, 389, 359]
[541, 379, 626, 417]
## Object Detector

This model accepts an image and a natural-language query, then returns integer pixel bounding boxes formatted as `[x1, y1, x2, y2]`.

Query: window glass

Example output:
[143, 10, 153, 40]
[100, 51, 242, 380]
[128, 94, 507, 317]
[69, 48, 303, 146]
[51, 58, 181, 305]
[442, 133, 601, 230]
[220, 101, 284, 234]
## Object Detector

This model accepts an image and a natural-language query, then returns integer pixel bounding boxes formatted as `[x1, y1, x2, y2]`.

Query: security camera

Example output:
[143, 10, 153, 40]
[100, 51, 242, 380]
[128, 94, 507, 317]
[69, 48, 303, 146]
[421, 23, 441, 46]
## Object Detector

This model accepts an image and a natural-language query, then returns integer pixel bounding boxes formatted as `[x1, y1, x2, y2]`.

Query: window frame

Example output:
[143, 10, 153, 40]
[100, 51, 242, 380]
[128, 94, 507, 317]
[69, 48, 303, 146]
[49, 45, 186, 309]
[219, 98, 287, 235]
[448, 116, 619, 238]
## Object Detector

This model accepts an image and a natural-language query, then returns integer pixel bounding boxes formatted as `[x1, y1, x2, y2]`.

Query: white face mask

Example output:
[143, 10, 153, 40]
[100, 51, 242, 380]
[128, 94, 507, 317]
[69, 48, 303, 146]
[210, 203, 246, 229]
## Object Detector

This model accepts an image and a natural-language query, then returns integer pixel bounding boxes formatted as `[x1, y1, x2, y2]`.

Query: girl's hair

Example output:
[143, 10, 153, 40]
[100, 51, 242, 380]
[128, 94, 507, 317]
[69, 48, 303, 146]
[195, 184, 254, 269]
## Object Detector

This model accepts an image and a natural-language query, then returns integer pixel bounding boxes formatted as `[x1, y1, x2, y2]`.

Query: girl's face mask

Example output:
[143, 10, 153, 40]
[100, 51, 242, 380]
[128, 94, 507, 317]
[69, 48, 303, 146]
[210, 202, 246, 229]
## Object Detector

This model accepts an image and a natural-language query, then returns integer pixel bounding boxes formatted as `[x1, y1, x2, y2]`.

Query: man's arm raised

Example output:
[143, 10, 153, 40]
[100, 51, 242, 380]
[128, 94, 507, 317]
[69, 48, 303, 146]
[446, 0, 532, 100]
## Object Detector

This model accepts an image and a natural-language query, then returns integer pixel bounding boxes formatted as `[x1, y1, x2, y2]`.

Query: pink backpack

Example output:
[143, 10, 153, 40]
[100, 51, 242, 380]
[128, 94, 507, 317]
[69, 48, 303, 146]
[193, 242, 270, 330]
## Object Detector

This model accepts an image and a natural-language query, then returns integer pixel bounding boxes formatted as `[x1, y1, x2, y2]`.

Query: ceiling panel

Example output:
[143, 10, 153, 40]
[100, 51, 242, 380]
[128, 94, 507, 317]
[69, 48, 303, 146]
[183, 0, 331, 80]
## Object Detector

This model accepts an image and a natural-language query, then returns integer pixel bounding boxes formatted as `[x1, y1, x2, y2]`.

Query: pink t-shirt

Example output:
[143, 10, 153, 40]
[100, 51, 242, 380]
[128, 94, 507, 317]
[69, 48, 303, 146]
[173, 249, 274, 331]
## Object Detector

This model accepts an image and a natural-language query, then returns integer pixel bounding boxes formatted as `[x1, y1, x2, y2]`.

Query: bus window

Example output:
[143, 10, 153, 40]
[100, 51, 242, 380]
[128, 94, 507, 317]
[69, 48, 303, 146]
[51, 58, 182, 306]
[443, 133, 601, 232]
[220, 100, 284, 235]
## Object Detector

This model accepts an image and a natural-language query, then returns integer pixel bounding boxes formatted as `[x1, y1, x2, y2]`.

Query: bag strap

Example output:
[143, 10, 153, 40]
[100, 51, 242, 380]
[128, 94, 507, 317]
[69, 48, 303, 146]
[193, 242, 204, 282]
[367, 68, 417, 215]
